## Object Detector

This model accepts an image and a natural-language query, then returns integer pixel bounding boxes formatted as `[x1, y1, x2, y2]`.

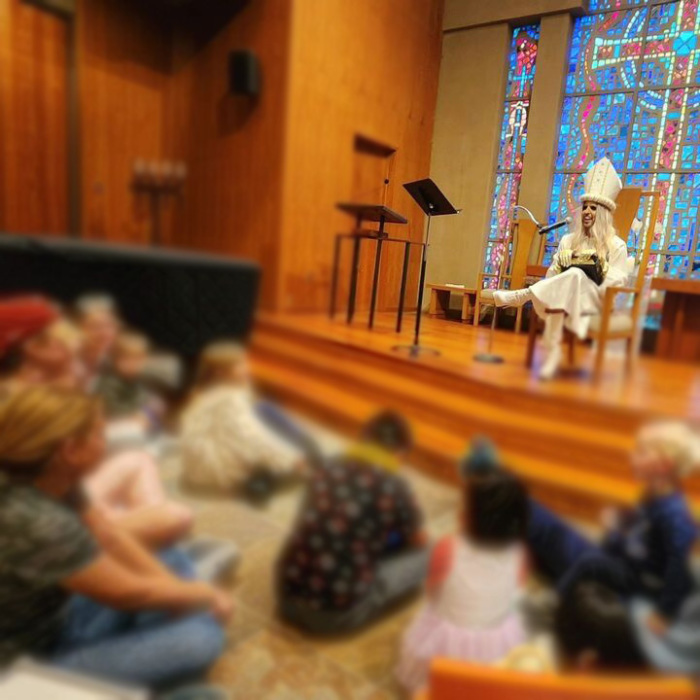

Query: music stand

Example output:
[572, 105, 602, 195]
[393, 178, 460, 358]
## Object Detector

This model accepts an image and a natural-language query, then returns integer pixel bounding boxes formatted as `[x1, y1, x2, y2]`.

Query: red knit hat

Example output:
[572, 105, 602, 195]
[0, 296, 59, 358]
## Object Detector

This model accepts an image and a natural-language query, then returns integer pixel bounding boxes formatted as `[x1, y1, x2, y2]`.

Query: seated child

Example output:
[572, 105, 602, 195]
[555, 579, 700, 675]
[396, 456, 530, 693]
[76, 294, 182, 393]
[555, 581, 648, 672]
[94, 332, 163, 447]
[528, 420, 699, 628]
[180, 342, 307, 498]
[74, 294, 122, 389]
[278, 411, 427, 635]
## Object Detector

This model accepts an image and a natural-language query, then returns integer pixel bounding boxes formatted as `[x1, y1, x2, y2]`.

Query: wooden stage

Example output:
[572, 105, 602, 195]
[251, 311, 700, 521]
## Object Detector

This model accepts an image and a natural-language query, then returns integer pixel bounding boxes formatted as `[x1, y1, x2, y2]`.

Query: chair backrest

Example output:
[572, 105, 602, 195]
[614, 189, 660, 292]
[509, 218, 538, 290]
[423, 660, 696, 700]
[613, 187, 643, 241]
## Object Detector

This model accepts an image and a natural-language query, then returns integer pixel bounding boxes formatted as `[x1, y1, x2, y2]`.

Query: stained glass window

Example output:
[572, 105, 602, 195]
[482, 25, 540, 284]
[547, 0, 700, 288]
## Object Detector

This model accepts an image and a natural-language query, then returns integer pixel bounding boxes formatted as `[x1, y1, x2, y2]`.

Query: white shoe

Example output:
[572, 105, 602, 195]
[493, 288, 532, 308]
[538, 345, 562, 381]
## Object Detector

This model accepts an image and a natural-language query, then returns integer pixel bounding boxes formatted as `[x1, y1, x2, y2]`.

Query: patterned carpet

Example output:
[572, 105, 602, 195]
[160, 418, 461, 700]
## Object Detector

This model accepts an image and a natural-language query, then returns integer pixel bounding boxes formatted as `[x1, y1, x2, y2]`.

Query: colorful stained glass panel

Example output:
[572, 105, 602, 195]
[556, 93, 634, 170]
[497, 100, 531, 171]
[566, 8, 648, 94]
[589, 0, 646, 10]
[629, 88, 700, 171]
[547, 0, 700, 286]
[484, 25, 540, 277]
[507, 26, 540, 99]
[640, 1, 700, 87]
[548, 173, 584, 232]
[488, 174, 522, 242]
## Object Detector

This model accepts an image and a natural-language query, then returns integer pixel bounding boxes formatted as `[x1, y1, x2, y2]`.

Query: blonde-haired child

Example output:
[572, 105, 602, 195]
[181, 341, 307, 499]
[527, 419, 699, 636]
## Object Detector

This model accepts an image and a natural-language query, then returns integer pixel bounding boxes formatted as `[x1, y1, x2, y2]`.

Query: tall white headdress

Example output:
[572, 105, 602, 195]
[580, 157, 622, 212]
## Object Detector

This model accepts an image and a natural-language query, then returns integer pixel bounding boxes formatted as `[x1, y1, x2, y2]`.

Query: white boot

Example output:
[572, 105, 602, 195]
[538, 314, 564, 381]
[493, 288, 532, 308]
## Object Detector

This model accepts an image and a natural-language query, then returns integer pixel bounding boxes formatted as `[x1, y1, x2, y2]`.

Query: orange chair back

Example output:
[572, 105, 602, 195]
[421, 659, 696, 700]
[510, 219, 538, 291]
[612, 187, 642, 242]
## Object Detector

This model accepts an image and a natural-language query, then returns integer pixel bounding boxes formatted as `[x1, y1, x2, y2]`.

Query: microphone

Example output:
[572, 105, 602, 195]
[538, 216, 571, 235]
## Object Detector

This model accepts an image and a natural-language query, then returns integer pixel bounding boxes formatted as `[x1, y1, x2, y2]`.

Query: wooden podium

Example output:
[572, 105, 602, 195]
[652, 277, 700, 361]
[330, 203, 420, 331]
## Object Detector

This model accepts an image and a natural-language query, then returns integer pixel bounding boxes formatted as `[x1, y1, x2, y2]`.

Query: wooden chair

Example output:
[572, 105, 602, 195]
[474, 218, 538, 333]
[416, 659, 696, 700]
[525, 188, 661, 382]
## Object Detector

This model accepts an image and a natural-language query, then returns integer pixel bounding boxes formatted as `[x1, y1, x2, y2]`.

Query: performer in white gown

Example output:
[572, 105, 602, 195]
[494, 158, 629, 381]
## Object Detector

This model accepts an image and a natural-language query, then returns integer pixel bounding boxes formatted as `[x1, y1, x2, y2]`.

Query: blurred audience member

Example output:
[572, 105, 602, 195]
[559, 581, 700, 675]
[555, 582, 647, 671]
[95, 333, 156, 421]
[277, 411, 427, 635]
[180, 342, 307, 501]
[84, 449, 193, 549]
[529, 420, 699, 630]
[0, 386, 230, 689]
[0, 297, 83, 392]
[629, 588, 700, 676]
[74, 294, 121, 388]
[396, 445, 530, 693]
[0, 295, 58, 359]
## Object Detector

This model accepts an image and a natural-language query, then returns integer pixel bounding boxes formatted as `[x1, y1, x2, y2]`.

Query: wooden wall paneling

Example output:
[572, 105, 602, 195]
[278, 0, 444, 312]
[163, 0, 292, 309]
[0, 0, 69, 234]
[77, 0, 172, 244]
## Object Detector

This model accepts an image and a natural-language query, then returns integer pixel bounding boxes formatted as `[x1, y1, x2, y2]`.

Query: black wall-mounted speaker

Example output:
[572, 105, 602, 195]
[229, 50, 260, 97]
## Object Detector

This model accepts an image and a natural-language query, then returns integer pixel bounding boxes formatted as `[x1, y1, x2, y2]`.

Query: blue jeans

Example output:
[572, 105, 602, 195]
[528, 500, 638, 598]
[47, 549, 225, 690]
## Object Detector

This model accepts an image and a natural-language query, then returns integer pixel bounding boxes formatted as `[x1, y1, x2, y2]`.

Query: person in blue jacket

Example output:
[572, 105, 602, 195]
[471, 422, 699, 634]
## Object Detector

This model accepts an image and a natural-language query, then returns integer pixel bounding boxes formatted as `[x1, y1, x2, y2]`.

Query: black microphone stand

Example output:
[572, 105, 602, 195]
[474, 205, 540, 364]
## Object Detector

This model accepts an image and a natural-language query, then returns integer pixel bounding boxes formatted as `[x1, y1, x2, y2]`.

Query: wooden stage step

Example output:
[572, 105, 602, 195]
[251, 312, 700, 521]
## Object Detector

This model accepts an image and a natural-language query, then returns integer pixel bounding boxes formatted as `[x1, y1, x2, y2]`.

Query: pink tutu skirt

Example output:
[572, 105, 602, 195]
[395, 606, 527, 693]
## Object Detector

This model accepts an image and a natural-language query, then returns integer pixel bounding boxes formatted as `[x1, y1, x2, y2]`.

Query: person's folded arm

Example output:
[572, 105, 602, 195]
[61, 553, 221, 616]
[83, 504, 178, 582]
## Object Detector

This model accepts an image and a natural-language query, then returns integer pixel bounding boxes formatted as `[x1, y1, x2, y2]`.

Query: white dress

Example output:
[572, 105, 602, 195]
[529, 233, 629, 338]
[396, 537, 526, 693]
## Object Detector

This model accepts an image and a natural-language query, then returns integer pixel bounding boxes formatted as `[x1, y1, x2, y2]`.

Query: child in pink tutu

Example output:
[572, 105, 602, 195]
[396, 443, 530, 693]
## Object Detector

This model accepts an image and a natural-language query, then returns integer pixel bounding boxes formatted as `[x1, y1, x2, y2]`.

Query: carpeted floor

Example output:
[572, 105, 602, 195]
[160, 417, 461, 700]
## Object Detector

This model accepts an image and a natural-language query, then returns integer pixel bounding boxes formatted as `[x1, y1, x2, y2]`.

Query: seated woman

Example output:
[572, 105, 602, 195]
[494, 157, 629, 380]
[0, 297, 193, 550]
[0, 302, 83, 391]
[0, 385, 232, 690]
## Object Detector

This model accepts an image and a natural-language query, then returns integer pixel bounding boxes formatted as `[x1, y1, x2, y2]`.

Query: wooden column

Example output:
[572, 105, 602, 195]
[517, 12, 572, 263]
[427, 24, 511, 291]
